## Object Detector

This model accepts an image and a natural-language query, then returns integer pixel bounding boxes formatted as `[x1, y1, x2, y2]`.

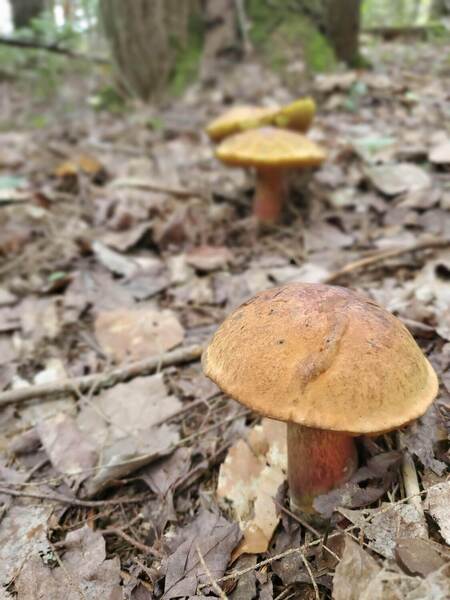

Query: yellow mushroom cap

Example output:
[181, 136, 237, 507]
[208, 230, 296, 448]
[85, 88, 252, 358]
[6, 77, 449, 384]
[215, 127, 326, 169]
[202, 283, 439, 435]
[206, 105, 279, 142]
[273, 97, 316, 132]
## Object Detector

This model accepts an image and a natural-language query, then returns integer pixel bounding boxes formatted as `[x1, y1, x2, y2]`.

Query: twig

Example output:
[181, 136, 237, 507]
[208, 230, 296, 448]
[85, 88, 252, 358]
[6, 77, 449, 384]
[102, 527, 161, 557]
[0, 36, 108, 63]
[197, 545, 228, 599]
[109, 177, 201, 198]
[299, 551, 320, 600]
[0, 486, 145, 507]
[323, 237, 450, 284]
[397, 432, 428, 531]
[0, 344, 203, 407]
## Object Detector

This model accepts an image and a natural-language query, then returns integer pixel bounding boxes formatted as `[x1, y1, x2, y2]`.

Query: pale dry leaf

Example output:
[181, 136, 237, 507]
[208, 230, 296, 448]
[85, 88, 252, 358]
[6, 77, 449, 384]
[340, 503, 427, 559]
[92, 240, 140, 278]
[83, 424, 179, 496]
[429, 141, 450, 165]
[368, 163, 431, 196]
[218, 419, 287, 557]
[332, 537, 381, 600]
[186, 245, 233, 272]
[15, 526, 123, 600]
[94, 307, 184, 362]
[425, 481, 450, 545]
[0, 505, 51, 584]
[77, 373, 181, 447]
[37, 412, 98, 478]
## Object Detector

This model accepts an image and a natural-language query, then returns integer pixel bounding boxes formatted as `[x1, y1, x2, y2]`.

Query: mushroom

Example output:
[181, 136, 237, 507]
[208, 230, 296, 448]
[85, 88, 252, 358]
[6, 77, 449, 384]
[206, 105, 278, 142]
[202, 283, 439, 516]
[215, 127, 326, 222]
[206, 97, 316, 142]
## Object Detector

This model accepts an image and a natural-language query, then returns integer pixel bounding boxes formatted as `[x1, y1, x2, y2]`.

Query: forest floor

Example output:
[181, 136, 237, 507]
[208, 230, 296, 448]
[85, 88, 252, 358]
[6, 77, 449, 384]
[0, 34, 449, 600]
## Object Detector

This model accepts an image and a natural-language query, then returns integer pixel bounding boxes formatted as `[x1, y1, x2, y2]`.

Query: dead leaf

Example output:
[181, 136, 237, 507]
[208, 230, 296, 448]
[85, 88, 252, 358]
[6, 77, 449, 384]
[141, 447, 191, 496]
[429, 141, 450, 165]
[55, 153, 104, 178]
[37, 412, 98, 480]
[368, 163, 432, 196]
[339, 503, 427, 559]
[425, 482, 450, 545]
[94, 307, 184, 362]
[92, 240, 140, 278]
[395, 538, 447, 577]
[218, 419, 287, 557]
[186, 245, 233, 272]
[78, 373, 181, 446]
[16, 526, 122, 600]
[0, 506, 51, 584]
[332, 537, 381, 600]
[163, 509, 241, 599]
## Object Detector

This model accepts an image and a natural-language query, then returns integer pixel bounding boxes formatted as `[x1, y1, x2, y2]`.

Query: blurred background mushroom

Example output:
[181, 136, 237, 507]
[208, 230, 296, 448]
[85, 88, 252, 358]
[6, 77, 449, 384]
[215, 127, 326, 222]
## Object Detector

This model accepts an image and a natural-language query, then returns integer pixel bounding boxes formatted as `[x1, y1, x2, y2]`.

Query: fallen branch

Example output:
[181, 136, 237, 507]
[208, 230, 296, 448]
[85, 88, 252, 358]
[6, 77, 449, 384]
[0, 36, 108, 64]
[109, 177, 202, 198]
[0, 344, 203, 407]
[323, 237, 450, 284]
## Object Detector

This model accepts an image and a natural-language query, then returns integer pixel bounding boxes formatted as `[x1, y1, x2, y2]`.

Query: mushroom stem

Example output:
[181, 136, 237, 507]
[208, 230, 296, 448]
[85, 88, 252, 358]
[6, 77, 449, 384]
[253, 167, 285, 223]
[287, 422, 358, 515]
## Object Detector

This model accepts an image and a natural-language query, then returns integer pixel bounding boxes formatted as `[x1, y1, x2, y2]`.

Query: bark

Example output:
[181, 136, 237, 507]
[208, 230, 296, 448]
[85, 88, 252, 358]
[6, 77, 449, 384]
[200, 0, 240, 82]
[325, 0, 361, 65]
[99, 0, 200, 100]
[11, 0, 45, 29]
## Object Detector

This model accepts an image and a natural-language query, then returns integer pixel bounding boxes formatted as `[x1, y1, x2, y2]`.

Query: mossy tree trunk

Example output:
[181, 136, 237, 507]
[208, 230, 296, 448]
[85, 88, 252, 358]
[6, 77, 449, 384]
[11, 0, 46, 29]
[325, 0, 361, 65]
[99, 0, 201, 100]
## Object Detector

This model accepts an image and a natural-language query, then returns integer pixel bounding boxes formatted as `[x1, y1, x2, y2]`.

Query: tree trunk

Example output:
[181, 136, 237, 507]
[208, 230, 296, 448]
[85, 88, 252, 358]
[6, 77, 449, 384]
[99, 0, 200, 100]
[11, 0, 45, 29]
[325, 0, 361, 65]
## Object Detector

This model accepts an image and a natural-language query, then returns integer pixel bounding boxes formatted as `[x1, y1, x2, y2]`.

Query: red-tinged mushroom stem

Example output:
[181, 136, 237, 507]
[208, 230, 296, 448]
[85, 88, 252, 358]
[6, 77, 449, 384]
[287, 422, 358, 515]
[253, 167, 285, 223]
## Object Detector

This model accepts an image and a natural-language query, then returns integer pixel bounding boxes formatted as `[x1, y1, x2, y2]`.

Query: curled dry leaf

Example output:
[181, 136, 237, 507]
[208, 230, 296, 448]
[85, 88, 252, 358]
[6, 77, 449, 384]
[217, 419, 287, 557]
[94, 307, 184, 362]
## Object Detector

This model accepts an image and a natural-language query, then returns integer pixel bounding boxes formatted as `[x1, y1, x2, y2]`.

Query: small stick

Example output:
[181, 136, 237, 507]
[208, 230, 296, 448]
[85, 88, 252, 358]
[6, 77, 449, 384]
[323, 237, 450, 284]
[0, 486, 145, 508]
[299, 551, 320, 600]
[0, 344, 203, 407]
[109, 177, 201, 199]
[102, 527, 161, 557]
[397, 432, 428, 532]
[197, 545, 228, 599]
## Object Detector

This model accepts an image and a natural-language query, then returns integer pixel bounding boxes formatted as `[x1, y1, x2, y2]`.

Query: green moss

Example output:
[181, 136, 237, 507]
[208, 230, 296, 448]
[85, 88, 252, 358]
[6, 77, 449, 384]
[246, 1, 336, 74]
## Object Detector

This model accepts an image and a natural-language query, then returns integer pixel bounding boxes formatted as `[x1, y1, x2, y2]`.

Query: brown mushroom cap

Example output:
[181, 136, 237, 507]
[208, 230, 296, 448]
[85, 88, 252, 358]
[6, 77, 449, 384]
[206, 106, 279, 142]
[215, 127, 326, 169]
[202, 283, 438, 435]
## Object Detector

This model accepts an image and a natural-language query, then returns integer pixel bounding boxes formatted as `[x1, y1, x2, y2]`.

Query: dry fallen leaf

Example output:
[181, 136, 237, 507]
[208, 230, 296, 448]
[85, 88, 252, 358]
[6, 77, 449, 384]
[16, 526, 122, 600]
[0, 505, 51, 584]
[425, 481, 450, 545]
[37, 412, 98, 481]
[332, 537, 381, 600]
[395, 538, 447, 577]
[218, 419, 287, 557]
[368, 163, 431, 196]
[163, 509, 241, 599]
[94, 307, 184, 362]
[429, 141, 450, 165]
[186, 245, 233, 272]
